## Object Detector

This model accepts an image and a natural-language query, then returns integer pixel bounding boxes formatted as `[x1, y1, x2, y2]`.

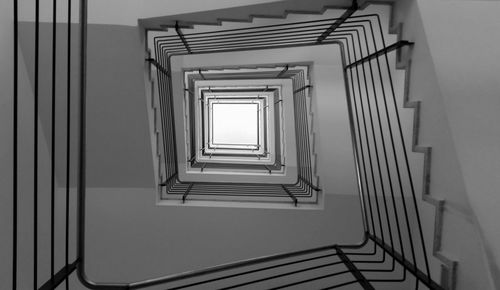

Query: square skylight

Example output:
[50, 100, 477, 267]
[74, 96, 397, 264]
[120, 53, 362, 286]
[211, 102, 259, 147]
[199, 91, 271, 160]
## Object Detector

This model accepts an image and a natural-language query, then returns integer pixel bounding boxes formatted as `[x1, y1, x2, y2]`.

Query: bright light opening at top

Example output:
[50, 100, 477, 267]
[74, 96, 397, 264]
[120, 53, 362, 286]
[211, 103, 259, 146]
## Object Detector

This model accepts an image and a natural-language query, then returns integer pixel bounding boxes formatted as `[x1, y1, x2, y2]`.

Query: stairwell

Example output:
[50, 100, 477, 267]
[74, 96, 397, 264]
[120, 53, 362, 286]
[140, 1, 453, 288]
[3, 0, 500, 289]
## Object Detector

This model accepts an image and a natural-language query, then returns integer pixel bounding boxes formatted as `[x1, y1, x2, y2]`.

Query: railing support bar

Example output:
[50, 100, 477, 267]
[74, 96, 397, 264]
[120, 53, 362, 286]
[175, 21, 192, 54]
[145, 58, 170, 76]
[281, 185, 298, 206]
[39, 260, 79, 290]
[345, 40, 413, 69]
[159, 173, 178, 186]
[293, 85, 313, 94]
[276, 64, 289, 78]
[198, 69, 206, 80]
[182, 183, 194, 203]
[335, 246, 374, 290]
[316, 0, 358, 43]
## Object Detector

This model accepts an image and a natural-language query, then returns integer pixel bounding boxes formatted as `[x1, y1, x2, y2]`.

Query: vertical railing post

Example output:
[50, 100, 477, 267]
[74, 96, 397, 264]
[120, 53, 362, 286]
[12, 0, 18, 288]
[33, 0, 40, 287]
[64, 0, 72, 288]
[50, 0, 58, 281]
[76, 0, 88, 283]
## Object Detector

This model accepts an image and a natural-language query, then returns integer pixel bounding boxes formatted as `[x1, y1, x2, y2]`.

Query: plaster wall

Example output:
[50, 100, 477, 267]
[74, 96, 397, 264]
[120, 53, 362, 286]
[392, 0, 500, 288]
[418, 3, 500, 287]
[17, 0, 284, 26]
[18, 23, 155, 189]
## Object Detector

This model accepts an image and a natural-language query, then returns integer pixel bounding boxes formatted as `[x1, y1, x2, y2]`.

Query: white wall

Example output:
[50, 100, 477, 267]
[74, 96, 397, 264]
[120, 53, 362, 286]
[392, 0, 500, 288]
[418, 3, 500, 287]
[18, 0, 284, 26]
[17, 23, 155, 189]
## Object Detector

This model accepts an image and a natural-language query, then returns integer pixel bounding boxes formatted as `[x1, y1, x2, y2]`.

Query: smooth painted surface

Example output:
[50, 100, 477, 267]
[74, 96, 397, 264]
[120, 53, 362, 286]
[139, 0, 353, 29]
[85, 24, 154, 188]
[17, 0, 285, 25]
[418, 3, 500, 285]
[70, 188, 364, 289]
[18, 23, 155, 188]
[392, 0, 499, 288]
